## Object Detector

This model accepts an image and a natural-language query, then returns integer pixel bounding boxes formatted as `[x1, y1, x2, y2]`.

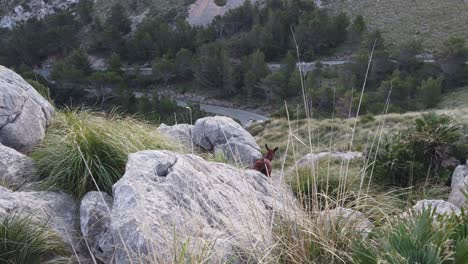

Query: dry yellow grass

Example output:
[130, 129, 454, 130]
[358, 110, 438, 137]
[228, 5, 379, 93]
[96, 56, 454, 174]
[324, 0, 468, 51]
[251, 107, 468, 169]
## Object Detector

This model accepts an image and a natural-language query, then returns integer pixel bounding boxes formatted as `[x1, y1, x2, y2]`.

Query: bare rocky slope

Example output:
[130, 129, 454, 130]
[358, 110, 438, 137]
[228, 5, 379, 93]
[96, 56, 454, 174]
[322, 0, 468, 50]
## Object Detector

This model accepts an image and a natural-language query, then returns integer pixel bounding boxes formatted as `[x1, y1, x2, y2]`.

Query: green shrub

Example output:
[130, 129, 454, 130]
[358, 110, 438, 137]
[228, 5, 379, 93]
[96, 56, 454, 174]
[353, 208, 468, 264]
[0, 214, 69, 263]
[32, 110, 177, 198]
[375, 113, 464, 186]
[26, 79, 51, 101]
[358, 113, 376, 124]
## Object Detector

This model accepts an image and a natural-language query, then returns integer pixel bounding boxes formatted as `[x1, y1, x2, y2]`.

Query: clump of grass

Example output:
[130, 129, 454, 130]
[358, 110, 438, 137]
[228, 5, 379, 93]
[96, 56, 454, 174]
[32, 109, 177, 198]
[353, 208, 468, 264]
[289, 157, 364, 210]
[26, 79, 51, 101]
[0, 213, 69, 264]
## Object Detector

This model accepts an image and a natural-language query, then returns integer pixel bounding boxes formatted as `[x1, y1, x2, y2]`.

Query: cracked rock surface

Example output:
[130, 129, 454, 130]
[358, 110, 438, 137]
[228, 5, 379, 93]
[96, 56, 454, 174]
[0, 66, 54, 152]
[91, 150, 300, 263]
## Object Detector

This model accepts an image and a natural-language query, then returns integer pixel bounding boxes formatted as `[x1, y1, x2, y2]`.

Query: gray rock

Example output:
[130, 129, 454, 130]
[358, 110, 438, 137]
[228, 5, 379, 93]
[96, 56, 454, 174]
[157, 123, 194, 151]
[192, 116, 261, 165]
[295, 152, 363, 169]
[0, 187, 83, 254]
[413, 200, 461, 216]
[317, 207, 373, 237]
[0, 66, 54, 152]
[448, 162, 468, 209]
[80, 191, 113, 263]
[98, 150, 300, 263]
[0, 144, 38, 188]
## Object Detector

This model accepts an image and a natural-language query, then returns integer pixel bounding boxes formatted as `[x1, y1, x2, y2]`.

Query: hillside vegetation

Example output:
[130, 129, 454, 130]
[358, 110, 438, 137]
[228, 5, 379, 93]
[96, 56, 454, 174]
[251, 107, 468, 169]
[324, 0, 468, 50]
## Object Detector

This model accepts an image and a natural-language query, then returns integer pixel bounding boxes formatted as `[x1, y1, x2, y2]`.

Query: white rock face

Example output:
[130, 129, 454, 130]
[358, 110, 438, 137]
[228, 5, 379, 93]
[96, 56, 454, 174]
[0, 66, 54, 152]
[295, 151, 363, 168]
[187, 0, 260, 26]
[157, 123, 194, 151]
[93, 150, 300, 263]
[80, 191, 113, 263]
[317, 207, 374, 237]
[413, 200, 461, 216]
[192, 116, 261, 165]
[0, 0, 79, 29]
[0, 144, 38, 188]
[448, 162, 468, 209]
[0, 186, 82, 252]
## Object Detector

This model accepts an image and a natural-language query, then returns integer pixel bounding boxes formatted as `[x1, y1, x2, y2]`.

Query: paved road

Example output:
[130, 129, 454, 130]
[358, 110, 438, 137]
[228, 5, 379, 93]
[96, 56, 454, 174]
[175, 100, 269, 126]
[133, 92, 269, 126]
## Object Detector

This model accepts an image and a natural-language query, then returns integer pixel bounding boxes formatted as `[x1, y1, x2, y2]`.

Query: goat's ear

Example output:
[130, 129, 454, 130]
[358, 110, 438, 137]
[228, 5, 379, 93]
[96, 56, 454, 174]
[265, 144, 270, 151]
[274, 147, 279, 152]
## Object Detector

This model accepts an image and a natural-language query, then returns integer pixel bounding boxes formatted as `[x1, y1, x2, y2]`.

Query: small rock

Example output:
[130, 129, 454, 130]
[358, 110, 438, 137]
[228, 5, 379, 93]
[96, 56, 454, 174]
[157, 123, 194, 150]
[80, 191, 113, 263]
[0, 144, 38, 188]
[192, 116, 261, 165]
[413, 200, 461, 216]
[0, 186, 84, 256]
[448, 162, 468, 209]
[317, 207, 374, 237]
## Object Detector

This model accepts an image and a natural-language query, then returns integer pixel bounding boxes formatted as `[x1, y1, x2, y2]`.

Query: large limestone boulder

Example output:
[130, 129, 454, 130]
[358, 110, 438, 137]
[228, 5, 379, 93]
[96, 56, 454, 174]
[0, 66, 54, 152]
[80, 191, 113, 263]
[0, 187, 83, 255]
[157, 123, 194, 150]
[0, 144, 38, 188]
[91, 150, 300, 263]
[448, 162, 468, 209]
[192, 116, 261, 165]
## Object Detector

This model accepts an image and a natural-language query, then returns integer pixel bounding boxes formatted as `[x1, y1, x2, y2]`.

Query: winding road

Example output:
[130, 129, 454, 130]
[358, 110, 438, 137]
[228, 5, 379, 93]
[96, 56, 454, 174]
[175, 100, 269, 126]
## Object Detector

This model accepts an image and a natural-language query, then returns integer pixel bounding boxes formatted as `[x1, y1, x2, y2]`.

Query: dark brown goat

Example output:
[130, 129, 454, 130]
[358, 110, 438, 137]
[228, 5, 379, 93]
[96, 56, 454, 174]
[253, 144, 278, 177]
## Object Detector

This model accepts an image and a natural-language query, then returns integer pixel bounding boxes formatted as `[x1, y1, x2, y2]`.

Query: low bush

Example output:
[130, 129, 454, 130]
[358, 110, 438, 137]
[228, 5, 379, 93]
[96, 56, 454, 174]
[353, 208, 468, 264]
[0, 214, 69, 263]
[32, 110, 177, 198]
[375, 113, 465, 187]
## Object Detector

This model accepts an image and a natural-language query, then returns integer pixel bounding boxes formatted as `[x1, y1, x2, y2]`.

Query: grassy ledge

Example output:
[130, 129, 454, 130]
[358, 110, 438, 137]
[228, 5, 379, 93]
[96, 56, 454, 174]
[32, 109, 178, 198]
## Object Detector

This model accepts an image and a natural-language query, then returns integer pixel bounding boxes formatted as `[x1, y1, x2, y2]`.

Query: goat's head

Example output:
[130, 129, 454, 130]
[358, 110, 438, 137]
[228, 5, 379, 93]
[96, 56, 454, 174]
[264, 144, 278, 161]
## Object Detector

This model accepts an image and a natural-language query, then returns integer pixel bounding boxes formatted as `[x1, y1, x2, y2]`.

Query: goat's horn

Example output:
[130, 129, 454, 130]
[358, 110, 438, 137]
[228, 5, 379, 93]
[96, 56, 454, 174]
[265, 144, 269, 150]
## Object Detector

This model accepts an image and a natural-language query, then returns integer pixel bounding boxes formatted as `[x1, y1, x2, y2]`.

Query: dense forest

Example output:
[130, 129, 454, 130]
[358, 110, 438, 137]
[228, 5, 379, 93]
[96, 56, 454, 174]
[1, 0, 468, 122]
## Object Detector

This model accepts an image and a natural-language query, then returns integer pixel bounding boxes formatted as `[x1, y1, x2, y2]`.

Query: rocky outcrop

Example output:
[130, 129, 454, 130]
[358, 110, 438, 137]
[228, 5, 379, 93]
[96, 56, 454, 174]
[0, 0, 78, 29]
[0, 144, 38, 188]
[157, 123, 194, 150]
[0, 66, 54, 152]
[317, 207, 373, 237]
[448, 162, 468, 209]
[80, 191, 113, 263]
[0, 186, 83, 254]
[88, 150, 300, 263]
[187, 0, 260, 26]
[192, 116, 261, 165]
[295, 151, 363, 169]
[412, 200, 461, 216]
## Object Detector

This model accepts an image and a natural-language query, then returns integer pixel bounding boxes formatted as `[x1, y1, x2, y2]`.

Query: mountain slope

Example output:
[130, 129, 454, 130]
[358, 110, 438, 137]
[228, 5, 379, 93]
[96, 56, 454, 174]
[0, 0, 78, 28]
[323, 0, 468, 50]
